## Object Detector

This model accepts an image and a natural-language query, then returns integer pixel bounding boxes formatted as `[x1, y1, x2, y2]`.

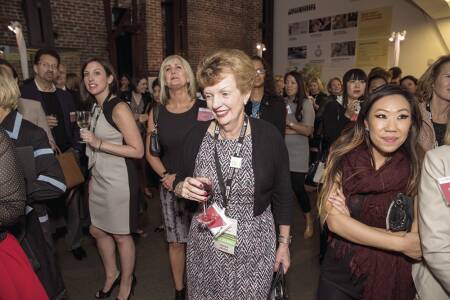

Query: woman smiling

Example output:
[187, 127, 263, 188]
[317, 85, 422, 300]
[174, 49, 294, 299]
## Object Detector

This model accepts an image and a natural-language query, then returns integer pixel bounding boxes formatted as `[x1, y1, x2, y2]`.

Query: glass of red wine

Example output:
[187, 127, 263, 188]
[196, 180, 216, 228]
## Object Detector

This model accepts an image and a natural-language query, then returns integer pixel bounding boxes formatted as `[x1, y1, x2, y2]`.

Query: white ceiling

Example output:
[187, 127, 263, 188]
[412, 0, 450, 19]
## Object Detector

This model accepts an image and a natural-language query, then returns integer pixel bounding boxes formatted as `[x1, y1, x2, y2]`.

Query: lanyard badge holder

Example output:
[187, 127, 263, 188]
[206, 116, 248, 255]
[437, 176, 450, 205]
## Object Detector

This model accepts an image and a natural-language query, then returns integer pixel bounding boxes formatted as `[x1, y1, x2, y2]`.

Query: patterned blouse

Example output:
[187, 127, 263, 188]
[0, 129, 26, 240]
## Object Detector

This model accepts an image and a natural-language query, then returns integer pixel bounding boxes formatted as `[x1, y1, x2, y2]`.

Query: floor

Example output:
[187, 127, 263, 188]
[56, 190, 321, 299]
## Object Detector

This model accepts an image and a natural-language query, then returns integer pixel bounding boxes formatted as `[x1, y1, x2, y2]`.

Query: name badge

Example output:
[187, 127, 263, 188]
[197, 107, 214, 121]
[230, 156, 242, 169]
[214, 218, 237, 255]
[437, 176, 450, 205]
[206, 203, 231, 237]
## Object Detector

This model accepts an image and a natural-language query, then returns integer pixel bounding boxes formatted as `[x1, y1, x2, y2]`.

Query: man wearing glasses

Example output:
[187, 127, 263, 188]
[21, 48, 77, 153]
[20, 48, 87, 263]
[244, 56, 286, 137]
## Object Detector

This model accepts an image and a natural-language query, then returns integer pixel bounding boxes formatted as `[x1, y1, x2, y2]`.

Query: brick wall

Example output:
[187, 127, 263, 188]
[145, 0, 164, 76]
[186, 0, 263, 70]
[51, 0, 108, 64]
[0, 0, 107, 76]
[1, 0, 263, 79]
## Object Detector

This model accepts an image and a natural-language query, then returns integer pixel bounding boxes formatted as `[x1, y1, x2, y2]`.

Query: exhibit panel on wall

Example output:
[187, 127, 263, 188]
[274, 0, 450, 81]
[283, 2, 391, 80]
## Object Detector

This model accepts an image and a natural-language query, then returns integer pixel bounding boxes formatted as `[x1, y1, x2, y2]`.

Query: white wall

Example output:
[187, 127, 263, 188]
[274, 0, 450, 81]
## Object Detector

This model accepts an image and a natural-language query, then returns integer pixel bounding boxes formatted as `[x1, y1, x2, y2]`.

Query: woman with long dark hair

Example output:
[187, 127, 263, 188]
[80, 58, 144, 300]
[317, 85, 423, 300]
[321, 69, 367, 149]
[284, 71, 315, 239]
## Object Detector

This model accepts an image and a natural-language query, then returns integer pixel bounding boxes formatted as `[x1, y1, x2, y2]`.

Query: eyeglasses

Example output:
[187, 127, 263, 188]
[255, 68, 266, 75]
[39, 62, 58, 70]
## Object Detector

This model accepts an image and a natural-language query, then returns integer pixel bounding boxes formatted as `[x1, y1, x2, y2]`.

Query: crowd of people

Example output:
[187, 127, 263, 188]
[0, 45, 449, 300]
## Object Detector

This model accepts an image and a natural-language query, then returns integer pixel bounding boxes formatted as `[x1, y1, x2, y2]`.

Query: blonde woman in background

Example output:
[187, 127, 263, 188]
[417, 55, 450, 151]
[146, 55, 205, 300]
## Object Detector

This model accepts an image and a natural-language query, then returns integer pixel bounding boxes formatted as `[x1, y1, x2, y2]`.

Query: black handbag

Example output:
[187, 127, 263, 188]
[267, 264, 288, 300]
[150, 104, 161, 156]
[386, 193, 413, 232]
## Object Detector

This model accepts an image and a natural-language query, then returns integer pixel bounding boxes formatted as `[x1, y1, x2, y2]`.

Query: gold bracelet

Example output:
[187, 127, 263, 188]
[98, 140, 103, 151]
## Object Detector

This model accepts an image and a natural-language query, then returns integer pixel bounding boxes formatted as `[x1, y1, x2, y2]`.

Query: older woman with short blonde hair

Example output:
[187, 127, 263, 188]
[174, 49, 294, 299]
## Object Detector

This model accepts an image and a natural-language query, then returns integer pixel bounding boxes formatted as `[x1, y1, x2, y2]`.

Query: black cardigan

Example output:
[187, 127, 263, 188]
[174, 118, 294, 225]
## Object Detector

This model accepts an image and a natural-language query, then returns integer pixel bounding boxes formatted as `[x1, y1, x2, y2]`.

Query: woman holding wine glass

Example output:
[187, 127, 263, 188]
[79, 58, 144, 300]
[76, 111, 91, 138]
[174, 49, 294, 299]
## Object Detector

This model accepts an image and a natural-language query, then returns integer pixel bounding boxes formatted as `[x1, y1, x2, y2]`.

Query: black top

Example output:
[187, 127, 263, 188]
[40, 91, 72, 151]
[244, 93, 286, 137]
[174, 118, 294, 225]
[312, 92, 330, 113]
[310, 93, 331, 149]
[158, 99, 206, 173]
[432, 121, 447, 146]
[0, 129, 26, 239]
[321, 99, 351, 148]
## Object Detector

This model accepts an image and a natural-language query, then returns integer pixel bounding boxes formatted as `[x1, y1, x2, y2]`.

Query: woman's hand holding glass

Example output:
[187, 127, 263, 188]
[175, 177, 211, 203]
[80, 129, 101, 149]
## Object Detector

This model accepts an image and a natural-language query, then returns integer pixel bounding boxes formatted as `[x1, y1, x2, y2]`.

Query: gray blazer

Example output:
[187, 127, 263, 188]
[413, 145, 450, 300]
[17, 97, 55, 146]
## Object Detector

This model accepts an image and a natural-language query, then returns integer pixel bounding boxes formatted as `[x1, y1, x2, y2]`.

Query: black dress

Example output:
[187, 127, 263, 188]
[157, 99, 206, 243]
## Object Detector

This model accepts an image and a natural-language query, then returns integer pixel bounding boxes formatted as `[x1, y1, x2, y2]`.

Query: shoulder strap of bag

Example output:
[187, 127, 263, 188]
[153, 103, 160, 128]
[54, 144, 62, 156]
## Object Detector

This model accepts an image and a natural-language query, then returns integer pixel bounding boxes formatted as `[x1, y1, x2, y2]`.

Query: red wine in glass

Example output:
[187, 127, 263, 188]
[197, 181, 216, 228]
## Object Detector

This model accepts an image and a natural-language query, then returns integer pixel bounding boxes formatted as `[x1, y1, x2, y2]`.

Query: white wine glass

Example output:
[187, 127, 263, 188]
[76, 111, 91, 143]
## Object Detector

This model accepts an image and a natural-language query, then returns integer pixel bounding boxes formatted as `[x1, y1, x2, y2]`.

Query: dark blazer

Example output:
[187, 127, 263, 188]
[245, 93, 286, 137]
[1, 111, 66, 208]
[175, 118, 294, 225]
[20, 80, 79, 151]
[321, 99, 351, 148]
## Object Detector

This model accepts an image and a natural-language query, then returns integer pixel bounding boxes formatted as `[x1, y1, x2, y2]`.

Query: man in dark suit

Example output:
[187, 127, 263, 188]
[20, 48, 87, 261]
[245, 56, 286, 137]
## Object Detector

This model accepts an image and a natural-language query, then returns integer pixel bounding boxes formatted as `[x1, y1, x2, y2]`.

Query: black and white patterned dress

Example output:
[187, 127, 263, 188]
[187, 133, 276, 300]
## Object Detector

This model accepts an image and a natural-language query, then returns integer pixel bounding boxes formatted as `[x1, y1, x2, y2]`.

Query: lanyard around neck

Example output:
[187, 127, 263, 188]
[213, 116, 249, 212]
